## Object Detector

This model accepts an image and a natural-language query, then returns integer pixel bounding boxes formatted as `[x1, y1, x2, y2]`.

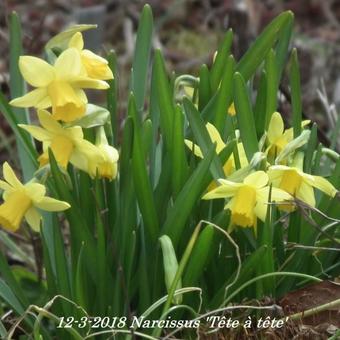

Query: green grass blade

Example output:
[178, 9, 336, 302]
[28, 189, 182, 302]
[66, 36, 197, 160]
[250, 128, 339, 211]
[131, 4, 154, 113]
[233, 72, 258, 160]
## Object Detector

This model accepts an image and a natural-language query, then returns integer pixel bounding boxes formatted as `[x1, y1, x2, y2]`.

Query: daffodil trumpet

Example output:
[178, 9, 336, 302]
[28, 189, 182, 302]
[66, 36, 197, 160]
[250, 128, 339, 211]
[0, 162, 70, 232]
[203, 171, 291, 229]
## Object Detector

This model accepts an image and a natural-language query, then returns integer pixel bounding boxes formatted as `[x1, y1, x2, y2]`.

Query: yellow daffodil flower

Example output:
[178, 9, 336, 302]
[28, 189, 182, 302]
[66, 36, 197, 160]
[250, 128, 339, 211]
[86, 127, 119, 180]
[69, 32, 113, 80]
[268, 165, 337, 208]
[10, 48, 109, 122]
[203, 171, 291, 228]
[0, 162, 70, 232]
[266, 111, 310, 160]
[185, 122, 248, 176]
[19, 110, 103, 171]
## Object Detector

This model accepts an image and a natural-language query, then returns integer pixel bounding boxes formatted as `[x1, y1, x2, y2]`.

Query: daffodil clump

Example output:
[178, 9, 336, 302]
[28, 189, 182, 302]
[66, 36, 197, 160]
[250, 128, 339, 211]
[1, 8, 340, 339]
[202, 111, 338, 229]
[0, 30, 119, 233]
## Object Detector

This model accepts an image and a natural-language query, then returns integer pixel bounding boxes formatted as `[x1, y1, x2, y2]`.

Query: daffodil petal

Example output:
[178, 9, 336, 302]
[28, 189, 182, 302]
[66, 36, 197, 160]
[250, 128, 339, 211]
[37, 109, 62, 132]
[10, 88, 49, 108]
[69, 32, 84, 50]
[254, 201, 267, 222]
[267, 112, 284, 143]
[19, 56, 54, 87]
[68, 126, 84, 140]
[244, 171, 268, 188]
[297, 182, 315, 207]
[3, 162, 22, 189]
[184, 140, 203, 158]
[25, 183, 46, 202]
[304, 175, 337, 198]
[203, 180, 242, 200]
[0, 180, 13, 192]
[206, 123, 225, 153]
[55, 47, 82, 79]
[256, 186, 291, 204]
[35, 197, 70, 211]
[71, 77, 109, 89]
[75, 89, 88, 104]
[19, 124, 52, 142]
[25, 207, 42, 232]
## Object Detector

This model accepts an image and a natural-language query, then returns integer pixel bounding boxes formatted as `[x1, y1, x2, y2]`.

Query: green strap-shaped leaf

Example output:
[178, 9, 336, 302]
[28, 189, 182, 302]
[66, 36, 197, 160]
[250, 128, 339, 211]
[153, 49, 175, 151]
[210, 29, 233, 92]
[128, 94, 159, 243]
[131, 4, 154, 114]
[233, 72, 258, 160]
[162, 143, 215, 247]
[106, 50, 118, 144]
[171, 106, 189, 197]
[9, 12, 36, 181]
[264, 49, 278, 129]
[0, 93, 38, 166]
[198, 64, 211, 111]
[183, 225, 214, 286]
[210, 245, 267, 307]
[236, 11, 293, 81]
[183, 97, 225, 179]
[254, 70, 267, 137]
[275, 14, 293, 80]
[290, 48, 302, 138]
[48, 150, 97, 278]
[213, 55, 235, 132]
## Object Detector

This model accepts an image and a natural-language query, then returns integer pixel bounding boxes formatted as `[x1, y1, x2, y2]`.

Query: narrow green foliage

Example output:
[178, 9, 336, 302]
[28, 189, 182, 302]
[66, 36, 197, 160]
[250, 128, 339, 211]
[213, 55, 235, 132]
[198, 64, 211, 110]
[290, 48, 302, 137]
[183, 97, 225, 179]
[236, 11, 294, 80]
[210, 29, 233, 92]
[128, 94, 159, 243]
[233, 72, 258, 160]
[265, 49, 278, 128]
[131, 4, 154, 113]
[154, 50, 175, 150]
